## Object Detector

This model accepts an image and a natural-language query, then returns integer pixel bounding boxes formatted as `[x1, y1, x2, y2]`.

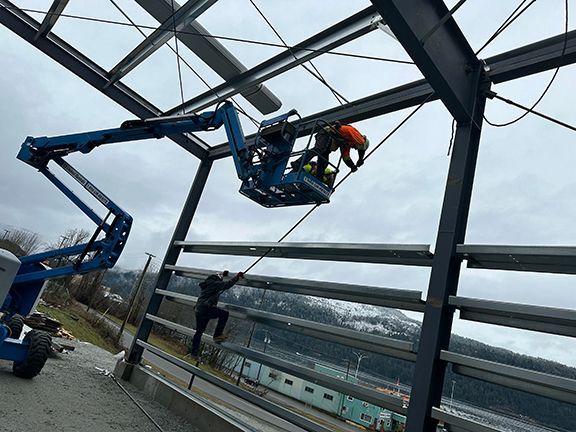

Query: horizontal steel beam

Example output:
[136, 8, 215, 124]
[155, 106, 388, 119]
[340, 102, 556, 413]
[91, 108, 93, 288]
[107, 0, 218, 86]
[441, 351, 576, 405]
[450, 296, 576, 337]
[135, 340, 333, 432]
[173, 242, 433, 267]
[165, 265, 425, 311]
[145, 314, 407, 413]
[155, 290, 418, 360]
[209, 29, 576, 160]
[458, 244, 576, 275]
[371, 0, 479, 122]
[431, 408, 501, 432]
[0, 0, 210, 159]
[488, 29, 576, 83]
[35, 0, 69, 40]
[165, 6, 382, 116]
[134, 0, 281, 114]
[208, 79, 435, 159]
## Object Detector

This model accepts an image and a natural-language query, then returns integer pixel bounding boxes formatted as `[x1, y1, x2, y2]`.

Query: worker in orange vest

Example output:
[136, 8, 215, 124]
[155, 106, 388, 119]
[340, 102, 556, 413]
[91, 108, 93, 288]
[331, 121, 370, 173]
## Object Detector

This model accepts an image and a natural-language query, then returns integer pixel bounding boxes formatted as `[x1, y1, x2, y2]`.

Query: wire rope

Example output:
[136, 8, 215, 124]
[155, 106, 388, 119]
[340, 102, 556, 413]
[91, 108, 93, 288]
[488, 93, 576, 133]
[106, 0, 259, 126]
[233, 94, 435, 383]
[475, 0, 537, 56]
[247, 0, 349, 105]
[170, 0, 186, 113]
[484, 0, 568, 128]
[3, 5, 415, 65]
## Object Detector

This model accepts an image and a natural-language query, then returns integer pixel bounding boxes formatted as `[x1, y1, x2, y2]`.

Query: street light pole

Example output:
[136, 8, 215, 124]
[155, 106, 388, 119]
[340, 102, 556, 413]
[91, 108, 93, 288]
[353, 352, 368, 378]
[450, 380, 456, 410]
[256, 331, 271, 383]
[116, 252, 155, 345]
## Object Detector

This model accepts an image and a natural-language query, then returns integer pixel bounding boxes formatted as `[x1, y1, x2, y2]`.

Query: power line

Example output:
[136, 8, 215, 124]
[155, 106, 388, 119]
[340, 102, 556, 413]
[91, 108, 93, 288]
[484, 0, 569, 128]
[4, 5, 414, 65]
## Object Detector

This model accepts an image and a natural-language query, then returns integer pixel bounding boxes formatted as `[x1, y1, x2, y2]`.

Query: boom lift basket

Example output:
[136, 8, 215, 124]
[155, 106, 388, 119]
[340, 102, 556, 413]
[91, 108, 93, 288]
[237, 111, 337, 208]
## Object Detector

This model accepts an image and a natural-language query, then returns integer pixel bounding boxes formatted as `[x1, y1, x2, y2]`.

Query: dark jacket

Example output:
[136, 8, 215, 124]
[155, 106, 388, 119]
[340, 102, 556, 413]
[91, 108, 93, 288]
[196, 274, 240, 309]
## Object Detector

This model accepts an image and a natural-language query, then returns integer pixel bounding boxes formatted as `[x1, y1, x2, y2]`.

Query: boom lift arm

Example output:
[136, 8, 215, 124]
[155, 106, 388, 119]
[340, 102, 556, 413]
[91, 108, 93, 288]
[14, 101, 334, 286]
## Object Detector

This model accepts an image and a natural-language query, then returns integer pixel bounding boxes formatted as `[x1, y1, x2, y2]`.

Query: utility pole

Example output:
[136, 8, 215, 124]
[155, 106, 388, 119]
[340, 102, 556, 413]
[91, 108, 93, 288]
[353, 352, 368, 378]
[256, 330, 271, 383]
[116, 252, 155, 345]
[450, 380, 456, 411]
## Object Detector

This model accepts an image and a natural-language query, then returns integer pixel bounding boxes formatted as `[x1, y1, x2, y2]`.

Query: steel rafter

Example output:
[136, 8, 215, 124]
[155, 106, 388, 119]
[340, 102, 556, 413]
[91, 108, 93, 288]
[135, 0, 281, 115]
[34, 0, 69, 40]
[163, 6, 383, 116]
[0, 0, 210, 158]
[208, 28, 576, 160]
[370, 0, 480, 122]
[106, 0, 218, 87]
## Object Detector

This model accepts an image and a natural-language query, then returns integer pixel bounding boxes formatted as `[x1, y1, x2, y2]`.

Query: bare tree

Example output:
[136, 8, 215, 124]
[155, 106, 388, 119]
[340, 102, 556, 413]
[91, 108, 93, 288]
[43, 228, 91, 305]
[1, 228, 41, 255]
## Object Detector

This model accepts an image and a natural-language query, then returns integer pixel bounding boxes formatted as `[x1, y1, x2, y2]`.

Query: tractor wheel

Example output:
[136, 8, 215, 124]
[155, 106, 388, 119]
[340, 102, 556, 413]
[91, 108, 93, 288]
[13, 330, 52, 379]
[7, 314, 25, 339]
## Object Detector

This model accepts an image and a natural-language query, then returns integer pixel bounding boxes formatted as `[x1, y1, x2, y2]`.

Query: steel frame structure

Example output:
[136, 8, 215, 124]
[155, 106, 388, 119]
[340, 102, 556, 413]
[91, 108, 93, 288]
[2, 1, 575, 431]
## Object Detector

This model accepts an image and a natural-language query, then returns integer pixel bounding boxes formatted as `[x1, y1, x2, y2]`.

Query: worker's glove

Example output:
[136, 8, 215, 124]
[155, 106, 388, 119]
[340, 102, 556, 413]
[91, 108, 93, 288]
[236, 272, 245, 279]
[357, 159, 364, 167]
[350, 165, 358, 173]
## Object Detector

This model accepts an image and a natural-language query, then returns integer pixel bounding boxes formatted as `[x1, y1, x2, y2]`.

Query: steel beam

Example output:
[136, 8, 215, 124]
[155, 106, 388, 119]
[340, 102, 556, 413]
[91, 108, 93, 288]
[208, 29, 576, 160]
[166, 265, 425, 311]
[164, 6, 382, 116]
[370, 0, 479, 122]
[134, 0, 281, 115]
[174, 241, 433, 266]
[34, 0, 69, 40]
[488, 29, 576, 83]
[142, 316, 407, 413]
[0, 0, 210, 159]
[450, 296, 576, 337]
[441, 351, 576, 405]
[405, 74, 488, 431]
[127, 157, 213, 365]
[458, 244, 576, 274]
[136, 341, 333, 432]
[154, 292, 418, 360]
[106, 0, 218, 87]
[431, 408, 501, 432]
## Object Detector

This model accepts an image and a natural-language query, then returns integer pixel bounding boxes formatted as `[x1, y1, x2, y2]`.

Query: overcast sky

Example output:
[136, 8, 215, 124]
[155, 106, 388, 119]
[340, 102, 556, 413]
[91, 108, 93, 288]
[1, 1, 575, 367]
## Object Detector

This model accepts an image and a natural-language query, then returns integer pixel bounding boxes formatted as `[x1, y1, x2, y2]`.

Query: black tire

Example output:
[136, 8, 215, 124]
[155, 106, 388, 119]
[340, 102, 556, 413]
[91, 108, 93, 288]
[7, 314, 24, 339]
[13, 330, 52, 379]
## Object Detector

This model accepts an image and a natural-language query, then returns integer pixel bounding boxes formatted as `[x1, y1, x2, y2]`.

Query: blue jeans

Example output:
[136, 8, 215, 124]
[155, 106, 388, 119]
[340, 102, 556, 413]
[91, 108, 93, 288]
[190, 305, 229, 356]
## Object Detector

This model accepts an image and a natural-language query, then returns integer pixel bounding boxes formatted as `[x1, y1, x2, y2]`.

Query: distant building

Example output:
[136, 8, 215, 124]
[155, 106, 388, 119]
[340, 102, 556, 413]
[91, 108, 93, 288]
[236, 359, 406, 431]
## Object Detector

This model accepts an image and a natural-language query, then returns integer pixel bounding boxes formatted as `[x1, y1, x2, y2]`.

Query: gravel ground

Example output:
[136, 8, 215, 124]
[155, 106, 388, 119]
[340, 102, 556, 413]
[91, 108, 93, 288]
[0, 338, 201, 432]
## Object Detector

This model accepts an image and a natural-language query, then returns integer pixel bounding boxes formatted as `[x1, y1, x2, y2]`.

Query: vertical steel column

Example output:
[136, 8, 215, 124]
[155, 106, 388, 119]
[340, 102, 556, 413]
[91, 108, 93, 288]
[406, 77, 488, 432]
[127, 157, 213, 364]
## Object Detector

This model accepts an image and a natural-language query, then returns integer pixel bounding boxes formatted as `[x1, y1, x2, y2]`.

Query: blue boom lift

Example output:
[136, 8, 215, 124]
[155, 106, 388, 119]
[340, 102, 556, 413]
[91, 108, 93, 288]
[0, 101, 336, 377]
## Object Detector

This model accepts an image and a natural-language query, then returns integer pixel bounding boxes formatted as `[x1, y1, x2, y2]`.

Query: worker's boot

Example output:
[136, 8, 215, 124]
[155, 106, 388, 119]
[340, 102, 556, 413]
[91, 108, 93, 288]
[213, 334, 228, 343]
